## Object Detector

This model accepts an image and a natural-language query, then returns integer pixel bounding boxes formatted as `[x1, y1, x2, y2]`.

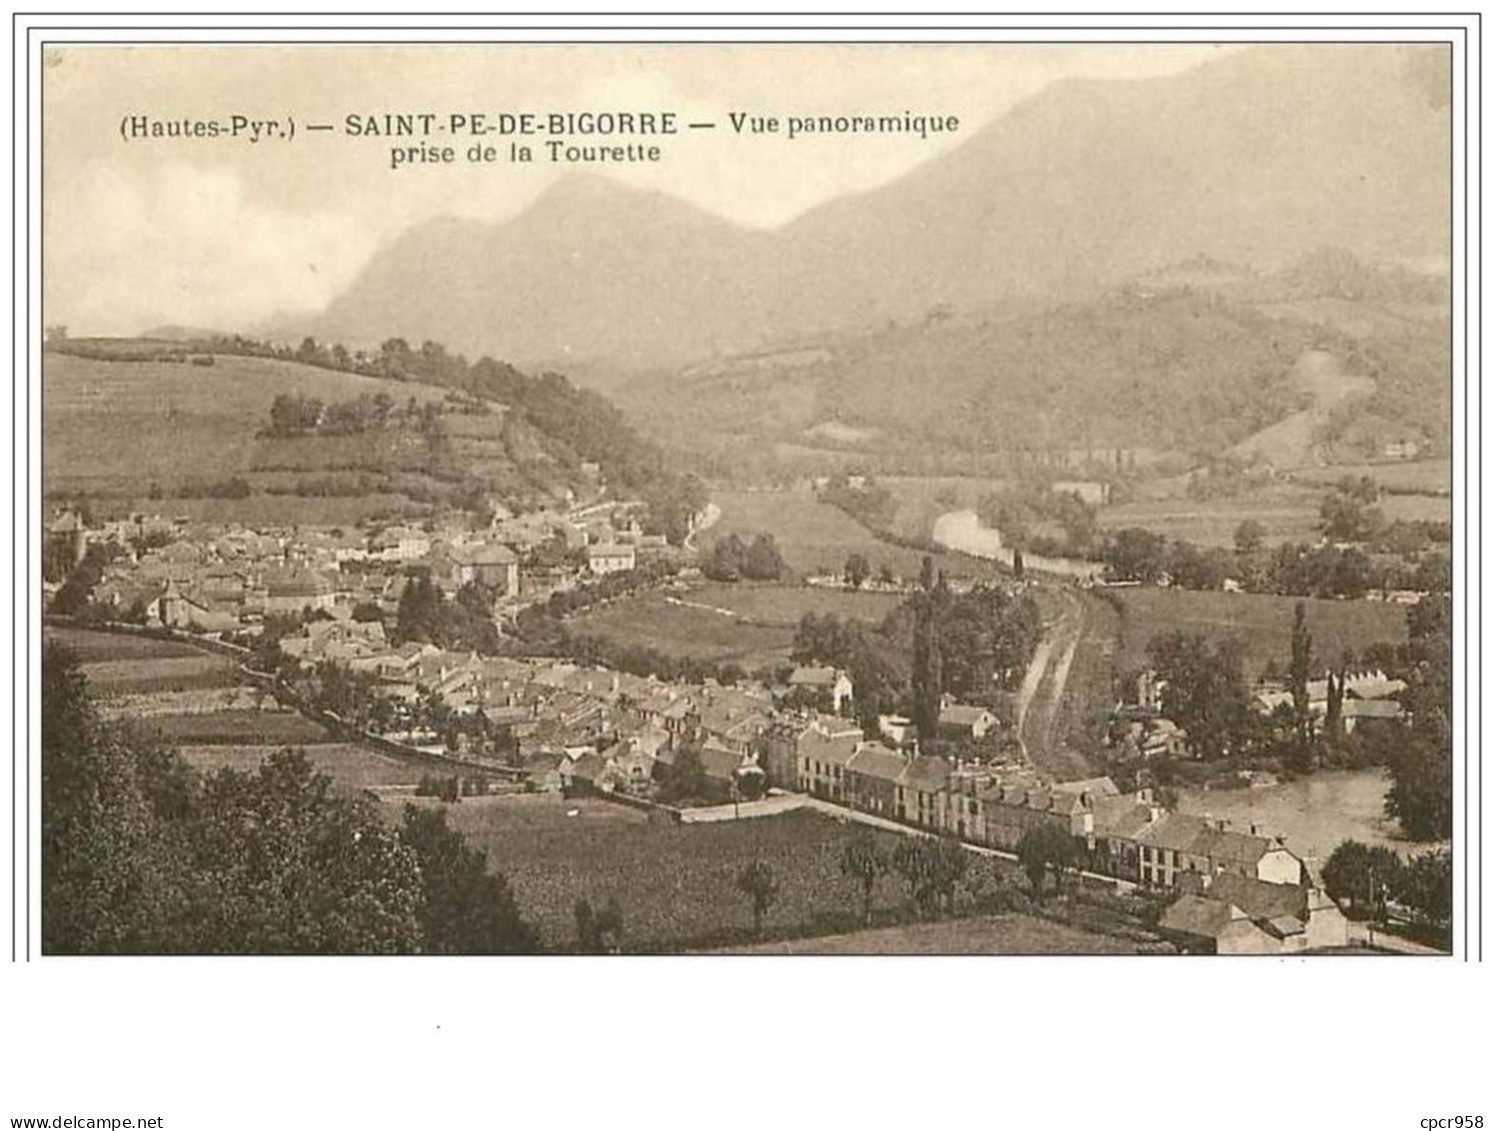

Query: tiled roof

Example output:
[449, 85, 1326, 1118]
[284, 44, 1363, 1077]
[1136, 813, 1214, 855]
[1159, 895, 1236, 939]
[1206, 873, 1307, 922]
[845, 744, 909, 783]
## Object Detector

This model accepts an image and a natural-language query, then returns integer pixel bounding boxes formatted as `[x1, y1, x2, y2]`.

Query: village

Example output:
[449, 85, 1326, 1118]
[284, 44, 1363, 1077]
[41, 494, 1424, 956]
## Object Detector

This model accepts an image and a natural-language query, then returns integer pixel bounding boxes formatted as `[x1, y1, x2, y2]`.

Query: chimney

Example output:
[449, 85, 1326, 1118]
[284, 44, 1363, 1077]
[1149, 805, 1164, 823]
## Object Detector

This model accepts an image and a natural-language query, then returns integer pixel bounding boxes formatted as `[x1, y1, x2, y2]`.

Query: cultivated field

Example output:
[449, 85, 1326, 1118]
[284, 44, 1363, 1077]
[43, 352, 449, 491]
[711, 912, 1138, 954]
[42, 350, 511, 525]
[434, 796, 936, 951]
[686, 582, 905, 625]
[1289, 459, 1451, 496]
[566, 582, 906, 669]
[151, 709, 331, 746]
[44, 626, 203, 663]
[77, 653, 240, 696]
[706, 488, 998, 580]
[1098, 484, 1326, 549]
[97, 493, 416, 528]
[1110, 587, 1410, 681]
[567, 597, 797, 669]
[179, 742, 430, 790]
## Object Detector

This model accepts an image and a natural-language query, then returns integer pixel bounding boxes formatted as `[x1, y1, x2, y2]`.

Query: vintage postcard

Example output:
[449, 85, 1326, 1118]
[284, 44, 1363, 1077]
[34, 37, 1458, 961]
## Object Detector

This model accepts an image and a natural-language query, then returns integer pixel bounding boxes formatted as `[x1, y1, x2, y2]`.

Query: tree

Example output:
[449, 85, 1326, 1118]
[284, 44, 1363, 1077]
[1104, 527, 1169, 583]
[911, 588, 943, 742]
[1321, 839, 1401, 918]
[1385, 743, 1452, 841]
[840, 831, 888, 924]
[1323, 669, 1346, 748]
[844, 552, 871, 589]
[1386, 598, 1452, 840]
[1017, 824, 1076, 904]
[1234, 519, 1266, 555]
[735, 861, 778, 936]
[704, 533, 747, 582]
[399, 805, 537, 953]
[1319, 480, 1384, 543]
[1389, 850, 1451, 932]
[891, 839, 931, 915]
[574, 896, 624, 954]
[743, 534, 788, 581]
[1288, 599, 1313, 727]
[350, 601, 383, 623]
[656, 743, 709, 803]
[890, 837, 967, 918]
[1146, 632, 1252, 761]
[49, 673, 426, 953]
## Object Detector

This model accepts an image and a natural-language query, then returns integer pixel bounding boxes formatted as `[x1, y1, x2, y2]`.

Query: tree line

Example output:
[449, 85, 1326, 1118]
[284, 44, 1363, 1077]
[791, 557, 1042, 736]
[218, 334, 708, 547]
[42, 642, 537, 954]
[1138, 595, 1451, 841]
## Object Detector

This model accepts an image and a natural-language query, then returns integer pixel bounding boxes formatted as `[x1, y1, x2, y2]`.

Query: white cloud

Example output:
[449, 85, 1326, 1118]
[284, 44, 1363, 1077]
[45, 160, 376, 334]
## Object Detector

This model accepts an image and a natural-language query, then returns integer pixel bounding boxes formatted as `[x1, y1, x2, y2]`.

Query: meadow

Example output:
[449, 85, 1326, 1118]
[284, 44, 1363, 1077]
[1289, 459, 1451, 496]
[566, 582, 906, 669]
[686, 582, 905, 626]
[179, 743, 431, 790]
[714, 912, 1138, 954]
[43, 351, 500, 525]
[705, 488, 998, 581]
[43, 351, 449, 491]
[44, 626, 202, 663]
[435, 796, 932, 951]
[1097, 484, 1326, 549]
[150, 709, 332, 746]
[566, 596, 797, 669]
[77, 653, 240, 697]
[1109, 586, 1410, 682]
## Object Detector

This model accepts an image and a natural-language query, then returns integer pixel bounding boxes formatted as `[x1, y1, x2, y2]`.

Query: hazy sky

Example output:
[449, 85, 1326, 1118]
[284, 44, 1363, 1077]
[43, 43, 1234, 335]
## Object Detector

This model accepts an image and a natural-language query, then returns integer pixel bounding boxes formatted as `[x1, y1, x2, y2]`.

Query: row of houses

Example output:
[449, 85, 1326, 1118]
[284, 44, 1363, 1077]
[60, 507, 679, 635]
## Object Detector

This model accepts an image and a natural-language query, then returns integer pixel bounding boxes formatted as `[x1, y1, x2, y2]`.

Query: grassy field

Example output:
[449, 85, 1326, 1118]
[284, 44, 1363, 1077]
[567, 582, 905, 669]
[179, 743, 431, 790]
[43, 352, 450, 490]
[77, 653, 240, 696]
[568, 596, 797, 668]
[44, 626, 203, 663]
[95, 492, 417, 527]
[1377, 493, 1453, 524]
[150, 709, 331, 746]
[1098, 484, 1326, 549]
[43, 350, 512, 525]
[711, 913, 1138, 954]
[1289, 459, 1451, 496]
[433, 797, 935, 951]
[686, 582, 905, 626]
[1111, 587, 1410, 682]
[706, 488, 998, 581]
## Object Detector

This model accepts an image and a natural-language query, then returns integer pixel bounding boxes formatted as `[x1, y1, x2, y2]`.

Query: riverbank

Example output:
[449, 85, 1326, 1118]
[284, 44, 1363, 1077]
[1175, 768, 1440, 864]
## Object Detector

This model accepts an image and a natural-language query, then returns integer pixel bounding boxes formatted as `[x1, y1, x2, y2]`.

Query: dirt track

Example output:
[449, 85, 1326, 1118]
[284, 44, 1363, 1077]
[1016, 587, 1099, 782]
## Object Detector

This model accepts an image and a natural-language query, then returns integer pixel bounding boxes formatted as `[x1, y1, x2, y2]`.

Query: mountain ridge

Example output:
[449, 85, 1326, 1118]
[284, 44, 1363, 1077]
[273, 44, 1450, 370]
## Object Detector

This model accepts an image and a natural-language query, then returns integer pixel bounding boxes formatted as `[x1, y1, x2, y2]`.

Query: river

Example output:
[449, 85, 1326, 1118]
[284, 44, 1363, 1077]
[1175, 768, 1422, 866]
[931, 509, 1103, 580]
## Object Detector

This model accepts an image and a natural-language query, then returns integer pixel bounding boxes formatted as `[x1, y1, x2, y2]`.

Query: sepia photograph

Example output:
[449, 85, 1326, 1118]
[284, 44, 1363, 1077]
[34, 36, 1457, 961]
